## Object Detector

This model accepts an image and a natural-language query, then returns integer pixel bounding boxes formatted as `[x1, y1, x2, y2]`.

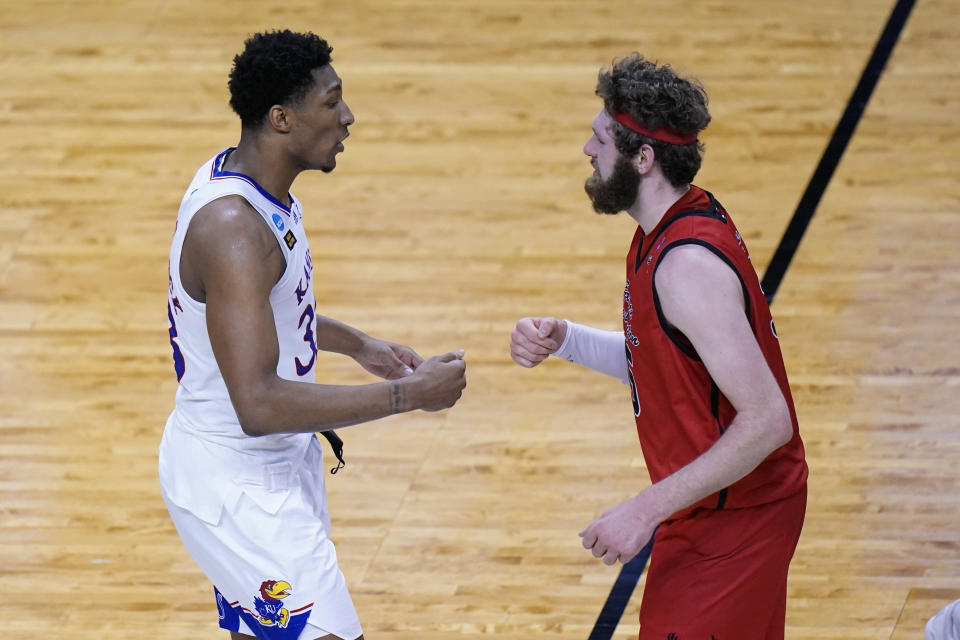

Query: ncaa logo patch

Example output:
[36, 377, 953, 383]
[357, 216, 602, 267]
[272, 213, 285, 232]
[284, 230, 297, 250]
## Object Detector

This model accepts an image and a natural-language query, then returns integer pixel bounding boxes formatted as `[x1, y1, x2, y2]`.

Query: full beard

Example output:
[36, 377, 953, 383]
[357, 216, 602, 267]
[584, 155, 640, 215]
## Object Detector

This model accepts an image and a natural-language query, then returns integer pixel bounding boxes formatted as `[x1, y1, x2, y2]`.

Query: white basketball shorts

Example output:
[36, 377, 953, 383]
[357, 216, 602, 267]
[161, 437, 362, 640]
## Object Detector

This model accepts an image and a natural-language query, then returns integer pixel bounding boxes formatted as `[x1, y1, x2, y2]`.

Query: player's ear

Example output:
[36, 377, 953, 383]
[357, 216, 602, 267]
[633, 143, 655, 175]
[267, 105, 292, 133]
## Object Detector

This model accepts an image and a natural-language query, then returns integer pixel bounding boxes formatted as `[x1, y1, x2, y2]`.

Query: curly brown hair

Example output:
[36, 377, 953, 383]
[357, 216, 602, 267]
[596, 54, 711, 187]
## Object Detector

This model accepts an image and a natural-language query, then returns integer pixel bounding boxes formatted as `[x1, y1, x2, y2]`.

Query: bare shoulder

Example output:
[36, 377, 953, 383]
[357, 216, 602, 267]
[187, 195, 277, 258]
[181, 195, 284, 298]
[657, 243, 740, 293]
[655, 243, 745, 328]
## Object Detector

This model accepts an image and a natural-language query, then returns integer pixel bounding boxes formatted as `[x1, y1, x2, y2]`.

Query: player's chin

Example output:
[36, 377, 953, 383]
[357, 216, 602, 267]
[318, 149, 341, 173]
[317, 157, 337, 174]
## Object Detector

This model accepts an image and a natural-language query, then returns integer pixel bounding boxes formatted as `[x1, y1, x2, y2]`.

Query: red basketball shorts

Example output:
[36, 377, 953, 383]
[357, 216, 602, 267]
[638, 486, 807, 640]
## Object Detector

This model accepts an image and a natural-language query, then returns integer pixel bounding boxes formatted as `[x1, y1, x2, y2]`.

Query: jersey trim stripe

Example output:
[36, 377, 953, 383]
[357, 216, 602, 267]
[710, 382, 728, 509]
[634, 195, 727, 272]
[209, 148, 293, 216]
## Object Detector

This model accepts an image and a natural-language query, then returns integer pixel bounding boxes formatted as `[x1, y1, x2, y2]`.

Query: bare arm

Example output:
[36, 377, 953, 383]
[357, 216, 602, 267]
[312, 314, 425, 380]
[580, 244, 792, 564]
[184, 198, 465, 437]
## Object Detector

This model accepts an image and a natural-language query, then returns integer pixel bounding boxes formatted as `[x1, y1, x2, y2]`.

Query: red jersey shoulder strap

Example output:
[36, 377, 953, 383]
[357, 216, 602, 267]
[644, 192, 753, 360]
[633, 190, 728, 273]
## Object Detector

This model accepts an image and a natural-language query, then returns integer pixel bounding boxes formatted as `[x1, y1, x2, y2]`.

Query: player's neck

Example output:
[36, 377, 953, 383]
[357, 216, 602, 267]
[225, 134, 297, 207]
[627, 178, 690, 234]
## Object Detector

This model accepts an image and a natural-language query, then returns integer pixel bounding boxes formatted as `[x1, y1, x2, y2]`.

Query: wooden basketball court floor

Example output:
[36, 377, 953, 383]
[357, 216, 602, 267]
[1, 1, 958, 638]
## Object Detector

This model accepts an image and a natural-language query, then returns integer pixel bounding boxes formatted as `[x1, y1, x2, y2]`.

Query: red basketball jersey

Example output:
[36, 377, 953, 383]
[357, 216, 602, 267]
[623, 186, 807, 520]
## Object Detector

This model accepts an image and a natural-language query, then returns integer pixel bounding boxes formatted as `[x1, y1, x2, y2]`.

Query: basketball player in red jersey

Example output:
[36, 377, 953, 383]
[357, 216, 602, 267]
[510, 54, 808, 639]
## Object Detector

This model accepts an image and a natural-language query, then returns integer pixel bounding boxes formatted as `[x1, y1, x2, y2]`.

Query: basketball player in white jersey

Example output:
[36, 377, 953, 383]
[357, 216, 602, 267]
[160, 30, 467, 640]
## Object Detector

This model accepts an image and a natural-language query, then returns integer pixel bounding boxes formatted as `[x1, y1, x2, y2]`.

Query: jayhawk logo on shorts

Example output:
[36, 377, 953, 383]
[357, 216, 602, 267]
[215, 580, 314, 639]
[255, 580, 293, 628]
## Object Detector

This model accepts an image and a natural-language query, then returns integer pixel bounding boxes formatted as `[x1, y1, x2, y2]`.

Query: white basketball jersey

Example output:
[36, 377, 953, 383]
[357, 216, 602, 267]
[160, 148, 319, 523]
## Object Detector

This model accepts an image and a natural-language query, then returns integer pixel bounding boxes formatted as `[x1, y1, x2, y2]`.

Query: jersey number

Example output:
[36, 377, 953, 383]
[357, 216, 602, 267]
[167, 300, 185, 382]
[296, 304, 318, 376]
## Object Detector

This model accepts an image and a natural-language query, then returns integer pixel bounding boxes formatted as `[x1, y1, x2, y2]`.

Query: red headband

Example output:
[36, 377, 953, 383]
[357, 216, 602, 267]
[611, 110, 698, 145]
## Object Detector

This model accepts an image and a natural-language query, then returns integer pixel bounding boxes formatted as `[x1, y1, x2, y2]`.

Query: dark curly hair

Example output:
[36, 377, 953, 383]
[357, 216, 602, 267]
[596, 54, 711, 187]
[228, 30, 333, 128]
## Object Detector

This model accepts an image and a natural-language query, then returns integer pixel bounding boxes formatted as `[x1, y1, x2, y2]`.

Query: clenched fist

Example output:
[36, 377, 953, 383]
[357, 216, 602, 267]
[510, 317, 567, 367]
[404, 350, 467, 412]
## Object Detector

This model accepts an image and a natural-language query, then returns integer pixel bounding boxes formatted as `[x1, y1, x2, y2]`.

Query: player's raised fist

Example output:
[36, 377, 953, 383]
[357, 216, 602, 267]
[510, 317, 567, 368]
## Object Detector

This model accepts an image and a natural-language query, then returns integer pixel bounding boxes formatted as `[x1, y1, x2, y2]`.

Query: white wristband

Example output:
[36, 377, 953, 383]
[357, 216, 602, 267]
[552, 320, 629, 385]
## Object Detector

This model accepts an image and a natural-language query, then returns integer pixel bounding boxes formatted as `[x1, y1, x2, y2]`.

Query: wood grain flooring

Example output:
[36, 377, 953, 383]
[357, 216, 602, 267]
[1, 1, 958, 638]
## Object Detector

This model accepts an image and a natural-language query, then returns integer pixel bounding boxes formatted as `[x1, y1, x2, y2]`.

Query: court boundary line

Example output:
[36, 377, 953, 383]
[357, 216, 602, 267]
[587, 539, 654, 640]
[760, 0, 917, 302]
